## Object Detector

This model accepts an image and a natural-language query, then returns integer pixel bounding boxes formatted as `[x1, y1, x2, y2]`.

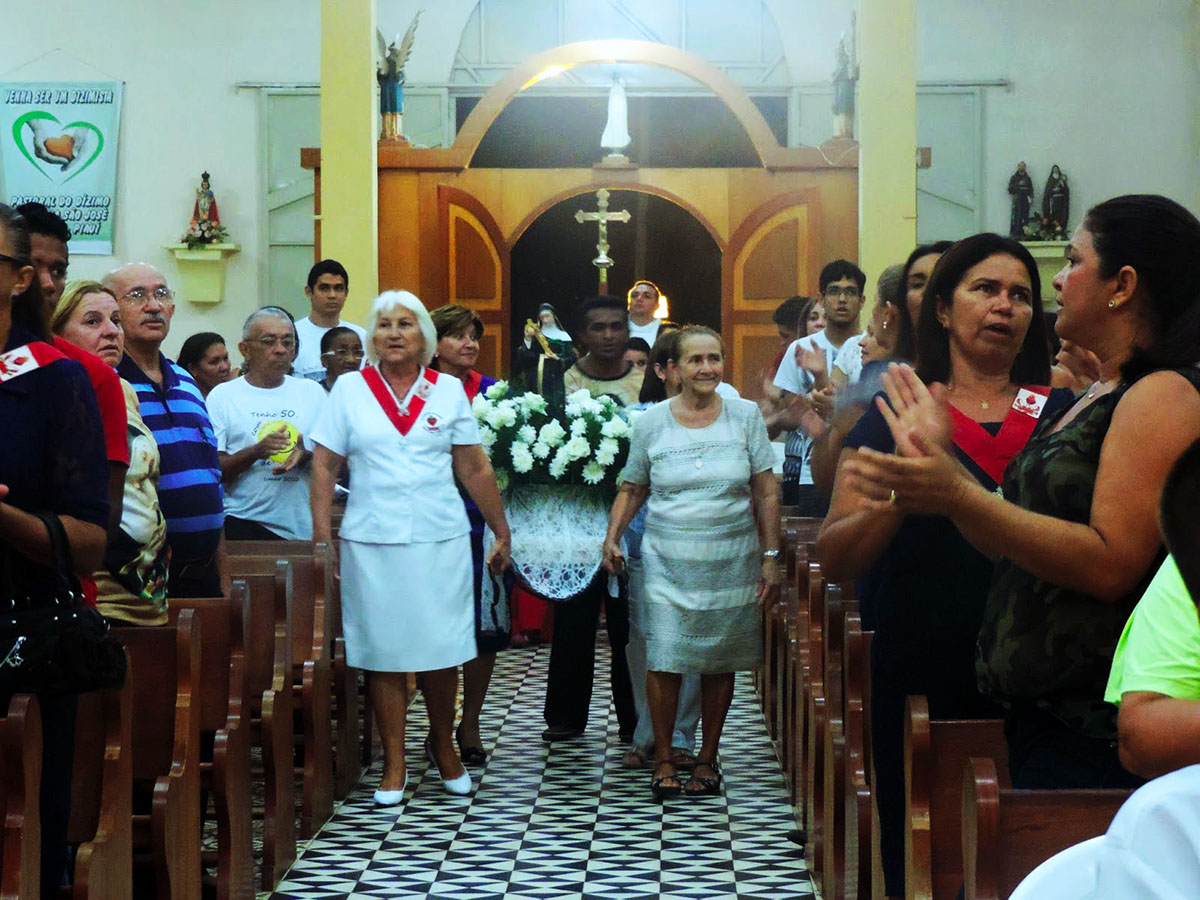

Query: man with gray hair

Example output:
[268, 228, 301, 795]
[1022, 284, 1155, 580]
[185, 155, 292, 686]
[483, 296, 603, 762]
[108, 262, 229, 597]
[207, 307, 327, 540]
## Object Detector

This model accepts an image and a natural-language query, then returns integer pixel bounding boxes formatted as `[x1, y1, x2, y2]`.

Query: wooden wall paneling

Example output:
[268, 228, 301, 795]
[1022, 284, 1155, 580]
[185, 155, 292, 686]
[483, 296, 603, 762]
[377, 171, 422, 294]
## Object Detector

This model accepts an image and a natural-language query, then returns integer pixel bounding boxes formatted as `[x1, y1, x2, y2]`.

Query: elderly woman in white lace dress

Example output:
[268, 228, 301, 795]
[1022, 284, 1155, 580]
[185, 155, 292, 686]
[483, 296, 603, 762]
[602, 326, 781, 799]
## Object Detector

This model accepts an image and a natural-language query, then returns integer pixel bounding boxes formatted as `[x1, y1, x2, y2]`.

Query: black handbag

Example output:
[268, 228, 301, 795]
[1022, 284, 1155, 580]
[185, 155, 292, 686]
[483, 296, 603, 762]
[0, 511, 127, 695]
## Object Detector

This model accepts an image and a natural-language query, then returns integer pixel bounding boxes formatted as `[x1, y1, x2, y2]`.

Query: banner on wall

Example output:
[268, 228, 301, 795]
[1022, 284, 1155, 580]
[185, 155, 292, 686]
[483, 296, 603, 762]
[0, 82, 123, 255]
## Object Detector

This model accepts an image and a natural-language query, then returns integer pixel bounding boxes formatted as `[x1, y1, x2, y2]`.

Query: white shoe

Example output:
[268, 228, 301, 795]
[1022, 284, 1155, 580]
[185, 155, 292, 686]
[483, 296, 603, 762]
[426, 738, 473, 795]
[373, 772, 408, 806]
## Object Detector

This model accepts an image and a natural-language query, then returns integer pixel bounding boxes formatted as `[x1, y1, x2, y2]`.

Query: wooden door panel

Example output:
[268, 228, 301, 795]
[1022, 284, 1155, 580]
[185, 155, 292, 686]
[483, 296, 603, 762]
[438, 186, 510, 378]
[724, 191, 820, 398]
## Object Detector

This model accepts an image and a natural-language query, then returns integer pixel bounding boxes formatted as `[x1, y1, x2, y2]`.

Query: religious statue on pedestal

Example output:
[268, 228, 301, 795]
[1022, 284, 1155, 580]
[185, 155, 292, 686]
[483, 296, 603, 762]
[831, 19, 858, 140]
[1041, 165, 1070, 239]
[181, 171, 229, 248]
[376, 11, 421, 142]
[599, 76, 632, 165]
[1008, 161, 1034, 238]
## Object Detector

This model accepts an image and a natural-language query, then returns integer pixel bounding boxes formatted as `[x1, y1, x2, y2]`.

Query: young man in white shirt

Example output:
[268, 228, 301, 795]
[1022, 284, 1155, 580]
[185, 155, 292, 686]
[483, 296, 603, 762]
[626, 280, 667, 345]
[293, 259, 368, 381]
[770, 259, 867, 511]
[208, 308, 327, 540]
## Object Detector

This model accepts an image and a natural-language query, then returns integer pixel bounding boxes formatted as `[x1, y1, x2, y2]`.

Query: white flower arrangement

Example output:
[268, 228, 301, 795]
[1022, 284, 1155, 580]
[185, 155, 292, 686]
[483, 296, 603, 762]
[473, 385, 636, 495]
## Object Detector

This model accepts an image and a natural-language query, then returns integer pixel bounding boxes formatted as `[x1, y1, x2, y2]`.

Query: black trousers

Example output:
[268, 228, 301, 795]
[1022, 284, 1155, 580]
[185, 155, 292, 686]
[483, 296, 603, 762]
[1004, 702, 1146, 790]
[224, 516, 285, 542]
[168, 555, 221, 599]
[543, 574, 636, 734]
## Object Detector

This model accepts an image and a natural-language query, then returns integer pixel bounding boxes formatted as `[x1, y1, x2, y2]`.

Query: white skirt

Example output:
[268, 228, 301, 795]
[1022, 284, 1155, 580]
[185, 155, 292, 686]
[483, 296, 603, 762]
[340, 535, 476, 672]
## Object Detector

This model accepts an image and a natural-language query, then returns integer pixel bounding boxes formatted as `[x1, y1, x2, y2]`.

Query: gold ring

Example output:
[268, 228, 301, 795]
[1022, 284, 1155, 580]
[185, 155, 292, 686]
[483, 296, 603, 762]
[888, 489, 897, 504]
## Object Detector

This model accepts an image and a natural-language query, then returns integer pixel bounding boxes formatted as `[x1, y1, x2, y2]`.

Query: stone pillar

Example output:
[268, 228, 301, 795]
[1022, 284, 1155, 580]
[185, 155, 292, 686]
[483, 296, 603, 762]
[857, 0, 917, 286]
[320, 0, 379, 321]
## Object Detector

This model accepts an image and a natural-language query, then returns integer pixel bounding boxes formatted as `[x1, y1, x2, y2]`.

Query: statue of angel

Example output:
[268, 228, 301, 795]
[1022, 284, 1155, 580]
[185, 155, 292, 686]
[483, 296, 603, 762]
[377, 11, 421, 141]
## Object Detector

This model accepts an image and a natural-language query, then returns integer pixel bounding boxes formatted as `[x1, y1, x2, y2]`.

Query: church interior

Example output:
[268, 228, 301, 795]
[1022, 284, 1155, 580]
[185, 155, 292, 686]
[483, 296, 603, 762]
[3, 1, 1200, 899]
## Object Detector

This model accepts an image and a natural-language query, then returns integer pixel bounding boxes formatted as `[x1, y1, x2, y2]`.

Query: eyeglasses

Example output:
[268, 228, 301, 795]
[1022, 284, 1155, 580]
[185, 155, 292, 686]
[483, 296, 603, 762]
[0, 252, 30, 268]
[121, 286, 174, 306]
[252, 336, 296, 350]
[321, 348, 364, 359]
[823, 286, 862, 300]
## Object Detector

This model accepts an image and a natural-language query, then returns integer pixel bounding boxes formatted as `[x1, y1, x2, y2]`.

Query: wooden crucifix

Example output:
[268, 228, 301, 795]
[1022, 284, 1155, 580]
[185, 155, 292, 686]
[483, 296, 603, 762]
[574, 189, 631, 294]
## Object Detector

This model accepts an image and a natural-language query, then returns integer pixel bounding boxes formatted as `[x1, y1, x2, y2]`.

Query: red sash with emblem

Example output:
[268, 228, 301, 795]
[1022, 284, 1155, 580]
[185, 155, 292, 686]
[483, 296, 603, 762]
[950, 385, 1051, 484]
[361, 365, 439, 437]
[0, 342, 65, 383]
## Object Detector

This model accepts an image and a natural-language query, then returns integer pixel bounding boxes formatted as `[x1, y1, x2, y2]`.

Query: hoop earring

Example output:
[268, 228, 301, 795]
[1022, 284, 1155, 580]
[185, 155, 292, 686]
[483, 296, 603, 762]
[1108, 300, 1118, 309]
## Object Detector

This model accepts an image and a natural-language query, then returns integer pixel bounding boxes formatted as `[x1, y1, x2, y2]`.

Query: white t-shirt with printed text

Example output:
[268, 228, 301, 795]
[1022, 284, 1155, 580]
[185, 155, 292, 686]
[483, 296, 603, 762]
[207, 375, 328, 539]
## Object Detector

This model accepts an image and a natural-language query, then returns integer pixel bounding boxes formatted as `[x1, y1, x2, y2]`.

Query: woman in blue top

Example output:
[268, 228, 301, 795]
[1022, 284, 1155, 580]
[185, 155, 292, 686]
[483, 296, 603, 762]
[0, 203, 110, 899]
[817, 233, 1073, 897]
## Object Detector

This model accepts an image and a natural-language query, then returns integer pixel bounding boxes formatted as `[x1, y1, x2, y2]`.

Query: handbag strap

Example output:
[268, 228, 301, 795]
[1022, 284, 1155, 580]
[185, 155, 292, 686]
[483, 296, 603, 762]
[30, 511, 79, 601]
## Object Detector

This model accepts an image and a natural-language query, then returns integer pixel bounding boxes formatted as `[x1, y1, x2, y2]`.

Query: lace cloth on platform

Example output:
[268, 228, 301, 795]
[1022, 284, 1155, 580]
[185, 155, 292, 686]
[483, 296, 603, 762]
[481, 484, 610, 603]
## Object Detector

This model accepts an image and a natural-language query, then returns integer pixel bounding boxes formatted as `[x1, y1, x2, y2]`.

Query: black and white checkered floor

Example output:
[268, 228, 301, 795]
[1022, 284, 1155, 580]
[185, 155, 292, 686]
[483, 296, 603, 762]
[268, 642, 814, 900]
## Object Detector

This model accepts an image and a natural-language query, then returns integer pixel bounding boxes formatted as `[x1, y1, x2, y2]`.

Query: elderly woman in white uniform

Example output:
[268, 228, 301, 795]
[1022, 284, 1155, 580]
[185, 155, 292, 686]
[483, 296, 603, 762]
[311, 291, 511, 804]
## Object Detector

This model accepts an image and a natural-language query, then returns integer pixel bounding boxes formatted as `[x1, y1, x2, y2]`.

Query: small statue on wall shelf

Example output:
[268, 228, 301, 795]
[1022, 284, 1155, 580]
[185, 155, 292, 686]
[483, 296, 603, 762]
[377, 10, 421, 142]
[831, 19, 858, 140]
[181, 171, 229, 249]
[1041, 165, 1070, 240]
[1008, 161, 1034, 238]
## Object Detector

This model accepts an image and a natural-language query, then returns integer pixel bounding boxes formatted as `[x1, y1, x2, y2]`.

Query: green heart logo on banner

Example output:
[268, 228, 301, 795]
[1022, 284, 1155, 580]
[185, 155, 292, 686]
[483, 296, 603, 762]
[11, 111, 105, 183]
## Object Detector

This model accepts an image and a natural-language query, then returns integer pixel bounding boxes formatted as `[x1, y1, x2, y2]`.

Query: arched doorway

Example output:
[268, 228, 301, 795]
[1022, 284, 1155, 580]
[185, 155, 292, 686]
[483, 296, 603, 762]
[510, 190, 721, 348]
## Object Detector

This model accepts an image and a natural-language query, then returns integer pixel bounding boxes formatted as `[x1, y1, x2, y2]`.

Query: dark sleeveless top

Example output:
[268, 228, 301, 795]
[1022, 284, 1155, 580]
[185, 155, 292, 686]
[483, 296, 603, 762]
[977, 366, 1200, 740]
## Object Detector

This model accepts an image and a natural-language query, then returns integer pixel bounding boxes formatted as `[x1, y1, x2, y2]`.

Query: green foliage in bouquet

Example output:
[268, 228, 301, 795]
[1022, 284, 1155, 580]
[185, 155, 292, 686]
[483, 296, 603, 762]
[472, 381, 642, 497]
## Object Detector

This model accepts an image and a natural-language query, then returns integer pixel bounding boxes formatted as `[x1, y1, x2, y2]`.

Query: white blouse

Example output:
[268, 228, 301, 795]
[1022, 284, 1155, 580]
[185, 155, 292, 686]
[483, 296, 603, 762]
[310, 367, 480, 544]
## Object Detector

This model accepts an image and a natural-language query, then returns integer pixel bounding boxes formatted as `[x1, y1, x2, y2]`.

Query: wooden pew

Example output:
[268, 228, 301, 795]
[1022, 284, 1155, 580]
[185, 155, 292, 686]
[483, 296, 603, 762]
[113, 610, 202, 900]
[820, 583, 852, 900]
[783, 542, 813, 805]
[962, 757, 1129, 900]
[230, 569, 295, 890]
[169, 588, 254, 900]
[227, 549, 334, 837]
[0, 693, 40, 900]
[227, 540, 358, 799]
[905, 696, 1008, 900]
[68, 672, 133, 900]
[765, 517, 822, 737]
[843, 613, 874, 900]
[801, 561, 827, 866]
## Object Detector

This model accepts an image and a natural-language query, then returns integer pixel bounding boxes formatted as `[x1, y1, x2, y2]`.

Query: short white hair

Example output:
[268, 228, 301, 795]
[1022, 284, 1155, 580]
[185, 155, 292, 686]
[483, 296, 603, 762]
[365, 291, 437, 367]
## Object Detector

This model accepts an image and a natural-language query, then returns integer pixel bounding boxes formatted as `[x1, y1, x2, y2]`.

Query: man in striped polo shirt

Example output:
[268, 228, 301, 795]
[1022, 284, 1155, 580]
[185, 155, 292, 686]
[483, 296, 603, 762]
[107, 263, 229, 598]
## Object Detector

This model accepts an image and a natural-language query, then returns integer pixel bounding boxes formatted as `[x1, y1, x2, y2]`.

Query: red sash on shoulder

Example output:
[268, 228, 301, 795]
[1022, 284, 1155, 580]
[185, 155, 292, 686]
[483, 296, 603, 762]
[950, 385, 1051, 484]
[0, 342, 65, 383]
[361, 365, 439, 437]
[461, 369, 484, 403]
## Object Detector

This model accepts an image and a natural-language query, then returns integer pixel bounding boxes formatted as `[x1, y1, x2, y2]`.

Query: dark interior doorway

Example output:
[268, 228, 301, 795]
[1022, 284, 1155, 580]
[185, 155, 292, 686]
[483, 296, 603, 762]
[509, 190, 721, 350]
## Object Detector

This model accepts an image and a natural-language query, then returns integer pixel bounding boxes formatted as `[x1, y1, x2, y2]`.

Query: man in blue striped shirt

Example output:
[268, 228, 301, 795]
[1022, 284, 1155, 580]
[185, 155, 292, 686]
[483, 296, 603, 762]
[107, 263, 229, 598]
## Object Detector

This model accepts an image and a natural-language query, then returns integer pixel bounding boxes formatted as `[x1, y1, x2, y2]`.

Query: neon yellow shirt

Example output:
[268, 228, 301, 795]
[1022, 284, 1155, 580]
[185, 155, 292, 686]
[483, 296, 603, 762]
[1106, 555, 1200, 704]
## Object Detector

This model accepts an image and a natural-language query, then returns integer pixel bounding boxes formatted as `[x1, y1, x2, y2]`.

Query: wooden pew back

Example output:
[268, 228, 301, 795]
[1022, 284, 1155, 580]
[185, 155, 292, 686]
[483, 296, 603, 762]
[962, 757, 1129, 900]
[0, 694, 41, 900]
[905, 696, 1008, 900]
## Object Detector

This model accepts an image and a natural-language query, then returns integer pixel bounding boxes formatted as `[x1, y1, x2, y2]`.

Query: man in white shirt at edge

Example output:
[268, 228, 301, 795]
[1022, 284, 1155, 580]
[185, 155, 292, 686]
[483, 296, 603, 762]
[208, 307, 328, 540]
[293, 258, 368, 381]
[769, 259, 866, 512]
[626, 280, 669, 346]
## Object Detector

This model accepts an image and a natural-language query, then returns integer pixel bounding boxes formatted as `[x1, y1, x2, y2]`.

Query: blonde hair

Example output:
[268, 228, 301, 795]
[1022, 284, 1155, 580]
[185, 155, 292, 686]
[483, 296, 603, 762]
[51, 280, 116, 334]
[365, 291, 437, 366]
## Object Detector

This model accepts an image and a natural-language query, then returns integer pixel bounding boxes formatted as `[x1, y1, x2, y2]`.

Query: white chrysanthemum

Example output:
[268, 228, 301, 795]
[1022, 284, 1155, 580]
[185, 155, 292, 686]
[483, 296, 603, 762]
[564, 435, 590, 461]
[598, 395, 618, 411]
[472, 395, 493, 416]
[569, 416, 588, 436]
[566, 388, 593, 405]
[582, 397, 604, 415]
[531, 440, 551, 459]
[518, 424, 537, 444]
[600, 416, 629, 439]
[511, 441, 534, 474]
[485, 404, 518, 429]
[548, 447, 569, 479]
[484, 380, 509, 400]
[538, 420, 567, 447]
[582, 461, 606, 484]
[520, 392, 548, 415]
[595, 438, 620, 466]
[478, 425, 497, 449]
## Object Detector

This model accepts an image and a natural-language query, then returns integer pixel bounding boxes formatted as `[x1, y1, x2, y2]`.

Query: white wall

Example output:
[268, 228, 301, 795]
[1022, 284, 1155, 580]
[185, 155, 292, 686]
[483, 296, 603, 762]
[4, 0, 1197, 356]
[1, 0, 319, 356]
